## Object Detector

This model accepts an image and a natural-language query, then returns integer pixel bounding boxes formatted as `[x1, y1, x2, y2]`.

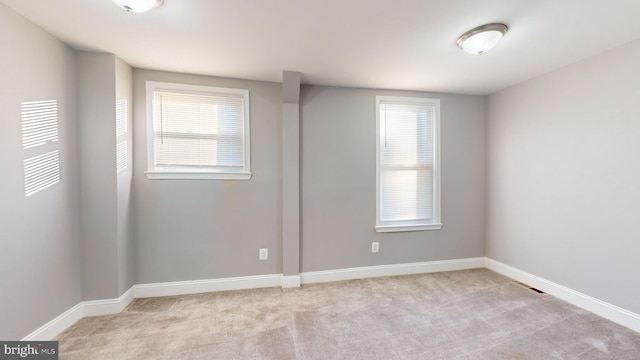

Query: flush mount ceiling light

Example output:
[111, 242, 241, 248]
[457, 23, 508, 55]
[112, 0, 164, 13]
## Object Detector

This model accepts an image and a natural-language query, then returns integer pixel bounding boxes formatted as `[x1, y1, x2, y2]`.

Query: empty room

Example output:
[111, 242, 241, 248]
[1, 0, 639, 359]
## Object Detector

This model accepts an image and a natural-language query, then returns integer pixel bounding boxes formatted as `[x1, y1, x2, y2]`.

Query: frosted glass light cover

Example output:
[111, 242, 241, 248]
[461, 31, 503, 54]
[112, 0, 163, 13]
[457, 23, 508, 55]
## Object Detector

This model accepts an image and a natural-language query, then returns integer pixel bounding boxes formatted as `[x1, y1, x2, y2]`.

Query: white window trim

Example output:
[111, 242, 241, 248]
[375, 95, 442, 233]
[144, 81, 252, 180]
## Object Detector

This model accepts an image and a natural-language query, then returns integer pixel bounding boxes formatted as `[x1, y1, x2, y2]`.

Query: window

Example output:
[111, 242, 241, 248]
[375, 96, 441, 232]
[145, 81, 251, 180]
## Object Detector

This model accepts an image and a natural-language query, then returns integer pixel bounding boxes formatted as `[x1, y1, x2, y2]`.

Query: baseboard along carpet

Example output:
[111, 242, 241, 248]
[56, 269, 640, 359]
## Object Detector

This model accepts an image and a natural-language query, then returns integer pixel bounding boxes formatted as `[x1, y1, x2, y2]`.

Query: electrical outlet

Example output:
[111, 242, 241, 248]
[372, 242, 379, 253]
[259, 248, 268, 260]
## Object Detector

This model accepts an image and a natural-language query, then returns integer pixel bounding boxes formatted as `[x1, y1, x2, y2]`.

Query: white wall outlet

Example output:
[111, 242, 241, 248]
[259, 248, 268, 260]
[372, 242, 379, 253]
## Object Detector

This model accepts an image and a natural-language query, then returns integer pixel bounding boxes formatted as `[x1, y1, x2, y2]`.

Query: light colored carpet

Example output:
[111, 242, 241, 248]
[56, 269, 640, 359]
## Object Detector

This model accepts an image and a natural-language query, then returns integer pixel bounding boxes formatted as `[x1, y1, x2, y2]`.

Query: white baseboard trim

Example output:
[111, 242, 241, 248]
[20, 259, 484, 340]
[485, 258, 640, 333]
[21, 303, 84, 341]
[133, 274, 282, 298]
[34, 256, 640, 342]
[21, 274, 283, 341]
[83, 286, 136, 317]
[22, 287, 136, 341]
[281, 275, 301, 288]
[301, 257, 486, 285]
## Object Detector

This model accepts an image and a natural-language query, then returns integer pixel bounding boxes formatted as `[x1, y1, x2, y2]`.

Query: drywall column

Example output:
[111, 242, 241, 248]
[282, 71, 301, 287]
[77, 52, 135, 300]
[77, 52, 119, 301]
[115, 57, 135, 296]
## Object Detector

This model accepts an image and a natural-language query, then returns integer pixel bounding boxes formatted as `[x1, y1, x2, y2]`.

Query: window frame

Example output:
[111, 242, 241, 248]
[375, 95, 442, 233]
[145, 81, 251, 180]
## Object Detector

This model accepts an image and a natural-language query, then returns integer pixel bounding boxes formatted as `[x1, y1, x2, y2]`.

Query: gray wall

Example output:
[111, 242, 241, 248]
[281, 71, 301, 277]
[77, 52, 135, 300]
[0, 4, 82, 339]
[77, 52, 119, 300]
[133, 70, 283, 283]
[300, 86, 487, 272]
[132, 73, 486, 283]
[115, 57, 135, 295]
[486, 39, 640, 314]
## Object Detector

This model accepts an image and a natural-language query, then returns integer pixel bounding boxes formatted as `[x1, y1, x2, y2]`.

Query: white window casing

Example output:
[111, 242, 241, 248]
[375, 96, 442, 232]
[145, 81, 251, 180]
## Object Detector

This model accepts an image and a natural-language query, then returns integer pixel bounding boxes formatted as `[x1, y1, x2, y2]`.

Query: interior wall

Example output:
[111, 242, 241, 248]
[115, 57, 135, 295]
[78, 52, 135, 300]
[132, 69, 283, 284]
[0, 4, 81, 339]
[487, 39, 640, 314]
[300, 85, 486, 272]
[77, 52, 119, 300]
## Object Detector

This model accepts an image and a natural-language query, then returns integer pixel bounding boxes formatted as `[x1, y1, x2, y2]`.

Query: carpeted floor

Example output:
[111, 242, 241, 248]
[56, 269, 640, 359]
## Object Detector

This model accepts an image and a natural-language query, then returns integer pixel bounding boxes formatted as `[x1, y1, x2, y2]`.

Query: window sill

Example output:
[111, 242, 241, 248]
[375, 223, 443, 233]
[145, 171, 252, 180]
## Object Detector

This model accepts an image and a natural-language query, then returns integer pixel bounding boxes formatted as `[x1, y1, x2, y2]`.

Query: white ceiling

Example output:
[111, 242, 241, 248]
[2, 0, 640, 95]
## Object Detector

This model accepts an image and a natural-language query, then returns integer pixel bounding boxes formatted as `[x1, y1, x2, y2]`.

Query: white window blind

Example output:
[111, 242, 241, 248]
[376, 96, 441, 232]
[145, 82, 251, 180]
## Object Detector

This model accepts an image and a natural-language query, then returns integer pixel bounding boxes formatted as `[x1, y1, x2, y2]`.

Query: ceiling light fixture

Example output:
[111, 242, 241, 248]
[112, 0, 164, 13]
[457, 23, 508, 55]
